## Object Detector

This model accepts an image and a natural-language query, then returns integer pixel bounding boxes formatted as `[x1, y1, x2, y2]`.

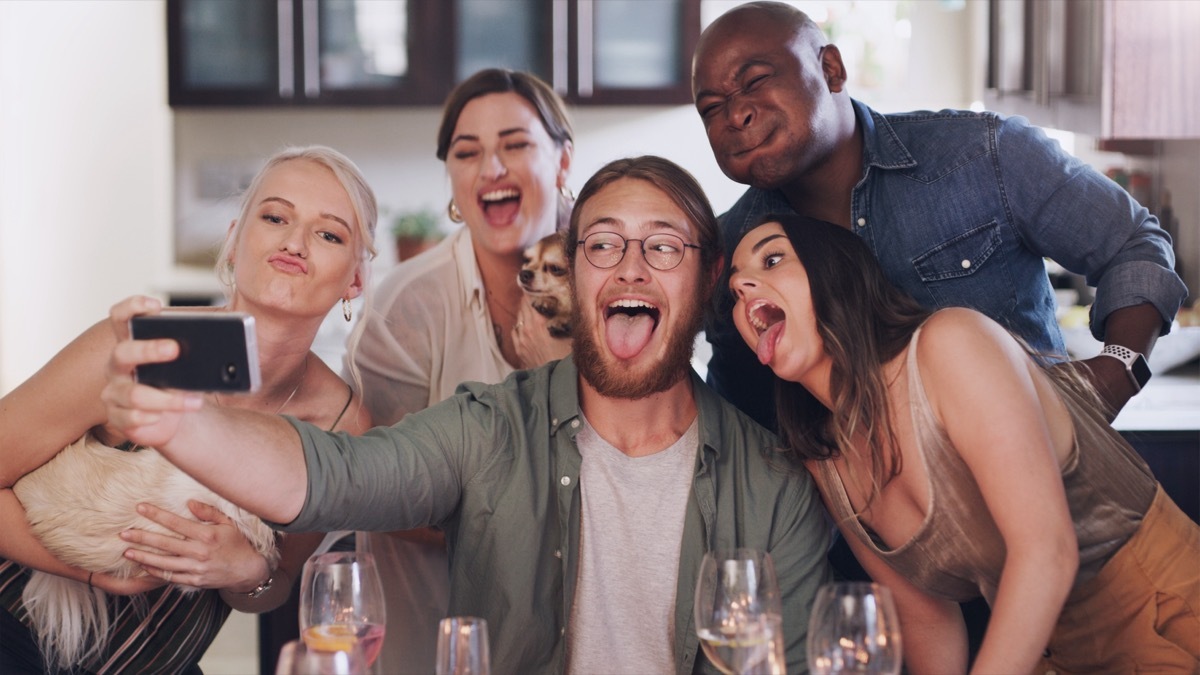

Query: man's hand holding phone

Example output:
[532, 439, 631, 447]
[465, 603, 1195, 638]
[103, 296, 256, 450]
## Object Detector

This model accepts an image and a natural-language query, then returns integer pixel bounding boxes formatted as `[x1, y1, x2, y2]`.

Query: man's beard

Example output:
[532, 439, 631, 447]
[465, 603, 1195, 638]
[572, 285, 707, 400]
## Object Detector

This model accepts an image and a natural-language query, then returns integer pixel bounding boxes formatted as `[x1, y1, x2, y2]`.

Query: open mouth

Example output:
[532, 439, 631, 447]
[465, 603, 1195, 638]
[480, 187, 521, 223]
[604, 298, 661, 360]
[747, 298, 785, 365]
[747, 299, 785, 335]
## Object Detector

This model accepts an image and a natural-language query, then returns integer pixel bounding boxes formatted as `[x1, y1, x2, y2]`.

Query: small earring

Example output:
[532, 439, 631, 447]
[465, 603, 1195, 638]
[559, 184, 575, 201]
[447, 200, 464, 223]
[342, 298, 353, 322]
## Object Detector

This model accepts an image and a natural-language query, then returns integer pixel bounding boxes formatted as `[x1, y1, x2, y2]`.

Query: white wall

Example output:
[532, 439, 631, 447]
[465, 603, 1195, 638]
[0, 0, 172, 393]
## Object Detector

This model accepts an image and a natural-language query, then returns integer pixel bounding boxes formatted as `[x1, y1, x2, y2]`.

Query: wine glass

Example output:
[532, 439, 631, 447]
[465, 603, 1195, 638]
[806, 581, 902, 674]
[694, 549, 785, 675]
[299, 551, 387, 670]
[275, 639, 366, 675]
[435, 616, 491, 675]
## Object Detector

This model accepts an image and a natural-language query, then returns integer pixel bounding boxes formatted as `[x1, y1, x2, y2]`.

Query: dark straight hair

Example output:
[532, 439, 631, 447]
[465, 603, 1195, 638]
[765, 214, 930, 501]
[435, 68, 574, 161]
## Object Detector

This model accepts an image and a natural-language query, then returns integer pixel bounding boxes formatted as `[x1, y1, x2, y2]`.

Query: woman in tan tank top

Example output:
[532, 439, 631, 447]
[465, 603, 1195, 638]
[727, 215, 1198, 674]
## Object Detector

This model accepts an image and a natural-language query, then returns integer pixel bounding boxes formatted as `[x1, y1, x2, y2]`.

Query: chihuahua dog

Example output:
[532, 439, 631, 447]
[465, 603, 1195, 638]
[519, 232, 573, 338]
[13, 433, 278, 670]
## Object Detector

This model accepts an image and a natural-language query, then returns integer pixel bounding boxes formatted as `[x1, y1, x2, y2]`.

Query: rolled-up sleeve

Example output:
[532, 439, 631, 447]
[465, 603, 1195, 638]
[996, 116, 1187, 339]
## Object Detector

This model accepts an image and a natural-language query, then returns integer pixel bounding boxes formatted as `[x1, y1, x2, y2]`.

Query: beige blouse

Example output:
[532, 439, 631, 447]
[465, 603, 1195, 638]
[350, 227, 513, 427]
[814, 323, 1157, 604]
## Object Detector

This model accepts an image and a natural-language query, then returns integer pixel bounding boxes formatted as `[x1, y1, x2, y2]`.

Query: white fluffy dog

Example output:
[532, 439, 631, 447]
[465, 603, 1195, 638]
[12, 432, 279, 670]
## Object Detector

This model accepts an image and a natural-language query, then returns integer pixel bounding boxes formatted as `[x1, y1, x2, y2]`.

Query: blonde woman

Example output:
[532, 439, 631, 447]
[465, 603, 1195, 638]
[0, 146, 376, 674]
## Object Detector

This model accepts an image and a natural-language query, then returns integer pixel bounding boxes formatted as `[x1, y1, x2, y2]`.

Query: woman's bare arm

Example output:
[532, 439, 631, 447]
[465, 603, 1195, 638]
[919, 309, 1079, 675]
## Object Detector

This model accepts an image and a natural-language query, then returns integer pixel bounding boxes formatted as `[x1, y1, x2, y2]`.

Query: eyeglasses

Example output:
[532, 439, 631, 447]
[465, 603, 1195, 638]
[577, 231, 702, 271]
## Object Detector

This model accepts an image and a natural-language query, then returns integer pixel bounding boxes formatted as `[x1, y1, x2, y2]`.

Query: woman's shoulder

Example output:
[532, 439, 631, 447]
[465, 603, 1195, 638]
[918, 307, 1012, 351]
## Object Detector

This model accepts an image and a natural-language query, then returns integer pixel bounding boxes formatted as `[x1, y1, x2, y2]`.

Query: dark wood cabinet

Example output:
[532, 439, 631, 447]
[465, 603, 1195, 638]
[168, 0, 700, 108]
[985, 0, 1200, 139]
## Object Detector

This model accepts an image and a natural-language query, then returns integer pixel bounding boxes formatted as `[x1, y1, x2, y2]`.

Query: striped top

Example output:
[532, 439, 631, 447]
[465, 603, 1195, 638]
[0, 560, 229, 674]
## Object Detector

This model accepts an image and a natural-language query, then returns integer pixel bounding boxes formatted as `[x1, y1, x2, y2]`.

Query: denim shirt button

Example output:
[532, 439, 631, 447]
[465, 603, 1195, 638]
[560, 476, 571, 486]
[961, 259, 972, 269]
[554, 549, 562, 558]
[857, 217, 867, 227]
[570, 419, 579, 429]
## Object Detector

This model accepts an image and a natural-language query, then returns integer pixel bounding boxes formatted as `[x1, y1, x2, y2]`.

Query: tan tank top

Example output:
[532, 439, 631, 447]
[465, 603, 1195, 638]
[814, 324, 1157, 604]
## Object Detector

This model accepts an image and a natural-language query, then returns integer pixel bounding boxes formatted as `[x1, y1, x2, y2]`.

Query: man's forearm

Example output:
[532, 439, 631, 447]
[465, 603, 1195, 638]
[1101, 302, 1164, 356]
[162, 405, 308, 523]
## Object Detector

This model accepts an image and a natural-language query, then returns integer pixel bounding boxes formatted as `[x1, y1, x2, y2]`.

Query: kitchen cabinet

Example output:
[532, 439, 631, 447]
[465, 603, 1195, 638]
[985, 0, 1200, 139]
[168, 0, 699, 107]
[168, 0, 450, 105]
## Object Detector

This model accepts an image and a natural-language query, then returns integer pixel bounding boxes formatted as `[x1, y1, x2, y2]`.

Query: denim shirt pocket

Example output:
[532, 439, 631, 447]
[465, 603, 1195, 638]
[911, 220, 1017, 317]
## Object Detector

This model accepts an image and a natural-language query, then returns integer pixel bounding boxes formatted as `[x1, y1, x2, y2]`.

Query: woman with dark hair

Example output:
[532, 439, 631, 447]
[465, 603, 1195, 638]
[727, 215, 1199, 674]
[349, 68, 575, 673]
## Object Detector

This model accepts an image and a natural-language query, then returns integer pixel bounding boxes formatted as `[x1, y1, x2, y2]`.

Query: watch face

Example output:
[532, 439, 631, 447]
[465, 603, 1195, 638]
[1130, 354, 1152, 387]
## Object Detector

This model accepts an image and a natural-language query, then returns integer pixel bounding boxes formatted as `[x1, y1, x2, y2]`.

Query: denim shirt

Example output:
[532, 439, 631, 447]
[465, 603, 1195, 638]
[708, 99, 1187, 430]
[282, 356, 832, 674]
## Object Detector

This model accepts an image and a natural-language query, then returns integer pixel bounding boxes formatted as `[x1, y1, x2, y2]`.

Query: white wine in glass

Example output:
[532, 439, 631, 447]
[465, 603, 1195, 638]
[806, 582, 902, 675]
[299, 551, 387, 669]
[694, 549, 785, 675]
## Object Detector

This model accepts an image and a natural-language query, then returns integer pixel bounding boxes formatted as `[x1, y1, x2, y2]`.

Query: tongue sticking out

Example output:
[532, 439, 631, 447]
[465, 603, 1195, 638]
[755, 320, 785, 365]
[605, 313, 656, 360]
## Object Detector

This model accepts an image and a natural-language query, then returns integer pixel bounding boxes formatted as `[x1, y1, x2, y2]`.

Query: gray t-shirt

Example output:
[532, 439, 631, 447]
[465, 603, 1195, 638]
[566, 416, 699, 674]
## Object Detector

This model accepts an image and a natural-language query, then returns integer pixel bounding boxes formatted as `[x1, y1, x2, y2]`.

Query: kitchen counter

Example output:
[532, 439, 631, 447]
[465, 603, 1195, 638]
[1113, 369, 1200, 432]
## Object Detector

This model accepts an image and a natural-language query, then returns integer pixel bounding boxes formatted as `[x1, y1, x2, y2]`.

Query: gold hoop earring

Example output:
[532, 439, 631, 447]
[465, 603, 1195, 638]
[218, 261, 235, 287]
[342, 298, 353, 322]
[559, 184, 575, 201]
[447, 200, 464, 223]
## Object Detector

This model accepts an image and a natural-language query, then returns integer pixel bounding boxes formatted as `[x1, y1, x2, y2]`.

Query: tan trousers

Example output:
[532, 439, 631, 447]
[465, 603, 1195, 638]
[1036, 486, 1200, 674]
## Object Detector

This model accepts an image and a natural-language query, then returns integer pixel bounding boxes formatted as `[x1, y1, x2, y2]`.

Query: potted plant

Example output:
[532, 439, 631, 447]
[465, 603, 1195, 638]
[389, 207, 442, 261]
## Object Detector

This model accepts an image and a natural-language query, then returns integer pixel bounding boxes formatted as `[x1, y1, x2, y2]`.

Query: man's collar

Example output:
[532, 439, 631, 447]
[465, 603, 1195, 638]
[852, 98, 917, 171]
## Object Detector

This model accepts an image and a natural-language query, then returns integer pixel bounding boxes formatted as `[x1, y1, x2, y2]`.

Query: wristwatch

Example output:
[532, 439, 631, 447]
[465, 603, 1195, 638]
[1098, 344, 1151, 393]
[243, 575, 274, 599]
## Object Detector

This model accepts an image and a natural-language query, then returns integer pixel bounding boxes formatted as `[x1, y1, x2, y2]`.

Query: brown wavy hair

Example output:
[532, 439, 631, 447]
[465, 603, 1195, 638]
[765, 215, 931, 501]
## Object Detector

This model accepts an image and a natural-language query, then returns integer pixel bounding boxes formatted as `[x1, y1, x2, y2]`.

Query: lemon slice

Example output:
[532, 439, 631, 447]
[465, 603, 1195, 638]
[303, 624, 359, 652]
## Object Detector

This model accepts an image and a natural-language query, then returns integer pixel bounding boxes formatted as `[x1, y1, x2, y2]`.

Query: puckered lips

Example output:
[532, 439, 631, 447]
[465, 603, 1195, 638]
[746, 298, 785, 365]
[479, 186, 521, 226]
[268, 252, 307, 275]
[604, 297, 661, 360]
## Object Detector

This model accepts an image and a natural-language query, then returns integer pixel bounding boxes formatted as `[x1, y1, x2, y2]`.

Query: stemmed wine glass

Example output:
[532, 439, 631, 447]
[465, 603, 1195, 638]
[694, 549, 785, 675]
[299, 551, 387, 671]
[806, 581, 902, 674]
[435, 616, 491, 675]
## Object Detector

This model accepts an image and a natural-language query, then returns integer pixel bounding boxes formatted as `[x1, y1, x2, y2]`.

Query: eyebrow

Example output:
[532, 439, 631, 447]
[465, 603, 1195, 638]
[695, 59, 771, 100]
[260, 196, 352, 231]
[582, 217, 689, 236]
[449, 126, 530, 147]
[728, 232, 786, 276]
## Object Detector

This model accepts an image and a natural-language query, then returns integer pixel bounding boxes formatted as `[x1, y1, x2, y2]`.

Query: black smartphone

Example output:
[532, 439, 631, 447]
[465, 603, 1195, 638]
[130, 312, 261, 392]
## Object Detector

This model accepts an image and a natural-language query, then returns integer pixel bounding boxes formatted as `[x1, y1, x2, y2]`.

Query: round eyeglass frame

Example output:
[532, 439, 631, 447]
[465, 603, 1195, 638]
[576, 231, 703, 271]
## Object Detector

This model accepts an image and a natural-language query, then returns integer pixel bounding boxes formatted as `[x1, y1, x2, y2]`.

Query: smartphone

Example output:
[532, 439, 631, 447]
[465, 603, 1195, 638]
[130, 312, 261, 392]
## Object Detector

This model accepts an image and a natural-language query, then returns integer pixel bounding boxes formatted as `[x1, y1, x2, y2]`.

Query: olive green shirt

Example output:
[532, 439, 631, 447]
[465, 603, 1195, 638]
[283, 356, 831, 674]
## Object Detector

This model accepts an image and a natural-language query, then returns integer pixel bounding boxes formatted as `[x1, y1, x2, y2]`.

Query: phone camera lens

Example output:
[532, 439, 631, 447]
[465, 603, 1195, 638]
[222, 363, 239, 383]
